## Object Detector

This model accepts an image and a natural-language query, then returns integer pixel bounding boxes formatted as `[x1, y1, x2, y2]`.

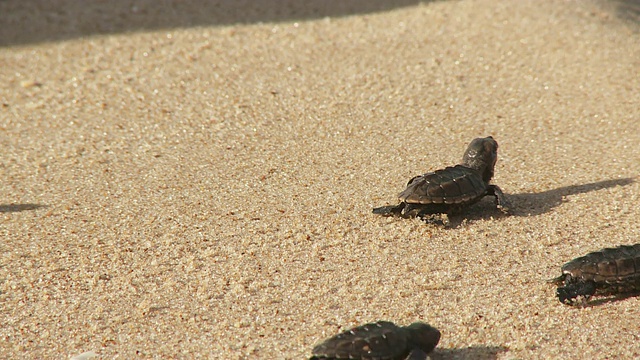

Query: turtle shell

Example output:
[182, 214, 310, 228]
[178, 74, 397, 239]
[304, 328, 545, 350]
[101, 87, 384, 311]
[554, 244, 640, 304]
[398, 165, 488, 205]
[561, 244, 640, 286]
[310, 321, 440, 360]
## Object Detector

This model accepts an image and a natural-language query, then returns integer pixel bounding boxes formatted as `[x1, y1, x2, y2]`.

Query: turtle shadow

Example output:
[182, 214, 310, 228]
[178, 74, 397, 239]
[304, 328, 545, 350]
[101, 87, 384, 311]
[505, 177, 636, 217]
[441, 177, 635, 228]
[582, 291, 640, 308]
[430, 345, 508, 360]
[611, 0, 640, 23]
[0, 203, 48, 213]
[441, 203, 509, 228]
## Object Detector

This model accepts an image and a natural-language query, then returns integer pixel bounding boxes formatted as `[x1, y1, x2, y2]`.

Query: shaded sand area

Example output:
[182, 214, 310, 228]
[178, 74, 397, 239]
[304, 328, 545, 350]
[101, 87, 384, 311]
[1, 0, 640, 358]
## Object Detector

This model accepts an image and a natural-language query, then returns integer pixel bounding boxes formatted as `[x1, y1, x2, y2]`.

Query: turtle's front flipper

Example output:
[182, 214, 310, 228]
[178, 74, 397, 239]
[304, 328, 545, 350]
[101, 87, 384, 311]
[404, 349, 428, 360]
[373, 203, 405, 216]
[487, 185, 510, 214]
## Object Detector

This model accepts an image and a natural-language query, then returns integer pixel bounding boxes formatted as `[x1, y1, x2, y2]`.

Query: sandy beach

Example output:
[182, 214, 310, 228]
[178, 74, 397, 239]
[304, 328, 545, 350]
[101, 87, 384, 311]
[1, 0, 640, 358]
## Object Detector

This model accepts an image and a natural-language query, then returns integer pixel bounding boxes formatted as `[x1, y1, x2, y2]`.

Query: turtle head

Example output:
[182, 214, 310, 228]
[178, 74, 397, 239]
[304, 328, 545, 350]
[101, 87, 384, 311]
[462, 136, 498, 183]
[557, 280, 596, 305]
[405, 322, 441, 354]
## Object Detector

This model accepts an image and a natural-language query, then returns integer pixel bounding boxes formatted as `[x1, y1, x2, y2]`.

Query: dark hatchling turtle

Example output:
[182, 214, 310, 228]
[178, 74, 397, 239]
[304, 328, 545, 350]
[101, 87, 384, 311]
[373, 136, 509, 221]
[310, 321, 441, 360]
[551, 244, 640, 305]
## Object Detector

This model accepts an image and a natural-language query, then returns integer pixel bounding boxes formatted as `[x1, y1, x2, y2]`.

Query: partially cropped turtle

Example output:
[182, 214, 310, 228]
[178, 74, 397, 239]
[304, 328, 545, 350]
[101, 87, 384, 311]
[551, 244, 640, 305]
[373, 136, 509, 221]
[310, 321, 441, 360]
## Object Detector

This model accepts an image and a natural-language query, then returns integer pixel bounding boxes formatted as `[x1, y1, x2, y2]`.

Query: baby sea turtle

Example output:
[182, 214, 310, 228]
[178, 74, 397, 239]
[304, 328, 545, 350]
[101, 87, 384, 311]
[373, 136, 509, 220]
[310, 321, 440, 360]
[551, 244, 640, 305]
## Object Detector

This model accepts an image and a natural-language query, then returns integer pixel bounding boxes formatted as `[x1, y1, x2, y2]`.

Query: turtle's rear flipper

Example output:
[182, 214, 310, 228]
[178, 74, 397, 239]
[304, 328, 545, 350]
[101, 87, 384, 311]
[373, 203, 405, 216]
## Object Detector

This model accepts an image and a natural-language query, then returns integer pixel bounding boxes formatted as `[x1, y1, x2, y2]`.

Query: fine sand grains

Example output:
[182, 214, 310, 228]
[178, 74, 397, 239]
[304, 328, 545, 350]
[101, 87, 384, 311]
[1, 0, 639, 358]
